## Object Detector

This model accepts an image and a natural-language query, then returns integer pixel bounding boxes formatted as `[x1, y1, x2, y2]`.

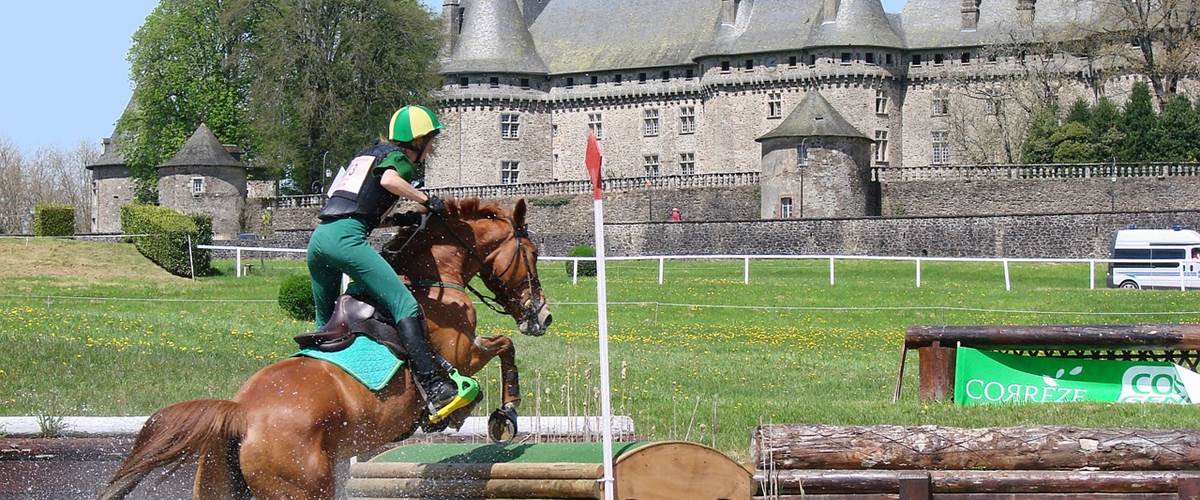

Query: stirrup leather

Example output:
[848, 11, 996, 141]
[427, 369, 480, 424]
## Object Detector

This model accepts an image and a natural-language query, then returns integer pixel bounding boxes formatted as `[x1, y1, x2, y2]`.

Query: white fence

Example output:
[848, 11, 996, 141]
[197, 245, 1198, 291]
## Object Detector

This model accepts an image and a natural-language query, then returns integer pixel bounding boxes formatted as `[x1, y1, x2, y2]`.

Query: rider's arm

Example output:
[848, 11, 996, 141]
[381, 169, 429, 204]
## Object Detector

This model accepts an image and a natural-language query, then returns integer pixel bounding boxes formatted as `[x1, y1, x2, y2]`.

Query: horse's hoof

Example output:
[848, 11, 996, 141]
[487, 405, 518, 443]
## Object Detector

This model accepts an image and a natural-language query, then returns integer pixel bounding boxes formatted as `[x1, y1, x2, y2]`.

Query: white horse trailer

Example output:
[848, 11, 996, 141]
[1107, 227, 1200, 289]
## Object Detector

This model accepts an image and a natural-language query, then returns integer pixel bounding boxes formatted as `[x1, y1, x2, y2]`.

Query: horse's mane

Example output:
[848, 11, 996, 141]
[444, 197, 511, 222]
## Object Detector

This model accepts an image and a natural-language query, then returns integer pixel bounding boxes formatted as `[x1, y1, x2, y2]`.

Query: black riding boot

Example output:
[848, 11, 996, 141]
[395, 315, 479, 424]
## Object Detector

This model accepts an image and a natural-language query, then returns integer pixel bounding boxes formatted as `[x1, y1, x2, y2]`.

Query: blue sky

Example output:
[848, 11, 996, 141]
[0, 0, 907, 155]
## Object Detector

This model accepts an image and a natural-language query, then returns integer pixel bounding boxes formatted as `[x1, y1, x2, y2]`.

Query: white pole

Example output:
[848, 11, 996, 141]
[1089, 260, 1095, 290]
[829, 257, 835, 286]
[572, 259, 579, 285]
[186, 234, 195, 281]
[1181, 263, 1186, 291]
[743, 257, 750, 285]
[591, 198, 616, 500]
[658, 257, 665, 285]
[916, 258, 922, 288]
[1003, 259, 1011, 291]
[236, 248, 243, 278]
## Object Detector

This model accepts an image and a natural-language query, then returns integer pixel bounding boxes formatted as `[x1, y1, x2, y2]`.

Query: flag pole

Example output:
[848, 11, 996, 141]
[584, 134, 615, 500]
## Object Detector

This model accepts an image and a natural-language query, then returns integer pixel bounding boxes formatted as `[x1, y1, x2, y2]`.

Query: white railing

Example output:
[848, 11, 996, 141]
[874, 162, 1200, 182]
[197, 244, 1198, 291]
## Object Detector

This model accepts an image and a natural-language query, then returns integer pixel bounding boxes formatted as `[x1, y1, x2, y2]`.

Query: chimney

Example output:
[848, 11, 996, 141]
[961, 0, 979, 30]
[441, 0, 463, 60]
[222, 144, 243, 162]
[101, 137, 114, 155]
[1016, 0, 1036, 24]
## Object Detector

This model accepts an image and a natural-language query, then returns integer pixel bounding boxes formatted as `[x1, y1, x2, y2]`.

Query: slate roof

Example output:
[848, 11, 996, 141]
[443, 0, 548, 74]
[757, 89, 868, 142]
[894, 0, 1104, 49]
[158, 124, 245, 168]
[806, 0, 904, 48]
[86, 132, 126, 170]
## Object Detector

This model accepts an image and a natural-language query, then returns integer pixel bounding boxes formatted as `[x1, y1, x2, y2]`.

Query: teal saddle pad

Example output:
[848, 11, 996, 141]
[294, 336, 405, 391]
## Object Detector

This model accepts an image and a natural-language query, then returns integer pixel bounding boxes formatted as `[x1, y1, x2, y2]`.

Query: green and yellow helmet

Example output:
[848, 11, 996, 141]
[388, 105, 444, 143]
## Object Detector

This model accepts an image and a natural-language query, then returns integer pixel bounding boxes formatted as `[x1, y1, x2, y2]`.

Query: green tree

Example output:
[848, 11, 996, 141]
[1066, 98, 1091, 125]
[1088, 97, 1123, 162]
[1156, 94, 1199, 161]
[238, 0, 441, 193]
[121, 0, 254, 202]
[1020, 104, 1060, 163]
[1119, 81, 1159, 161]
[1049, 122, 1095, 162]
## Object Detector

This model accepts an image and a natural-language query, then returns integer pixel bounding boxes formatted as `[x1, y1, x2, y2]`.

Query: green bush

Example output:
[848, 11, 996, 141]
[120, 204, 213, 277]
[278, 274, 315, 322]
[33, 204, 75, 236]
[565, 244, 597, 278]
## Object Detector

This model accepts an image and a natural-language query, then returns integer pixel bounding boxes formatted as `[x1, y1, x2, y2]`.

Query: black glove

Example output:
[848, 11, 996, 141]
[424, 194, 446, 215]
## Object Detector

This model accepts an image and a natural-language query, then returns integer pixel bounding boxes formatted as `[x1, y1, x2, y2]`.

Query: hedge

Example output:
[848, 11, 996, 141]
[33, 204, 75, 236]
[278, 274, 315, 322]
[565, 244, 597, 277]
[120, 204, 213, 277]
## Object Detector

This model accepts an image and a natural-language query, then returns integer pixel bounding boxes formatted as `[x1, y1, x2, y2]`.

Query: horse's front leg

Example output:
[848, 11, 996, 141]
[475, 335, 520, 441]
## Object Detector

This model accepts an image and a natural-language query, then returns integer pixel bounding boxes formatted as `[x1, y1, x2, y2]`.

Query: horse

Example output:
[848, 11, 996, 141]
[99, 198, 552, 500]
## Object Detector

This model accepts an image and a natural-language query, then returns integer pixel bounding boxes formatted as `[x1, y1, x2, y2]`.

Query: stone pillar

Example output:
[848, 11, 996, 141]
[441, 0, 462, 61]
[961, 0, 979, 30]
[1016, 0, 1035, 24]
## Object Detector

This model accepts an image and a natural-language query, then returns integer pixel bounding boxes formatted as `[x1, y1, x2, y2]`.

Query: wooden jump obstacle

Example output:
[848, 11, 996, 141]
[893, 324, 1200, 401]
[754, 424, 1200, 499]
[347, 441, 752, 500]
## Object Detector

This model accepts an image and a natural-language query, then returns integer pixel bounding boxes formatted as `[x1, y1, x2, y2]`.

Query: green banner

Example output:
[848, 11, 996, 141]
[954, 347, 1200, 406]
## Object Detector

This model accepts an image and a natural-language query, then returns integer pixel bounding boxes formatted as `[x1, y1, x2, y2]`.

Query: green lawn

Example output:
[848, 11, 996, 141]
[2, 239, 1200, 457]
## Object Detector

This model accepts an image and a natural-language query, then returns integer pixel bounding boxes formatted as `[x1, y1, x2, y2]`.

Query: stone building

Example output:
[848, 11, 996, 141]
[85, 131, 135, 233]
[156, 124, 248, 239]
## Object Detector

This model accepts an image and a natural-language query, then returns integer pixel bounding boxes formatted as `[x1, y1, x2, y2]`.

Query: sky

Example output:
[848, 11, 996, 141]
[0, 0, 907, 156]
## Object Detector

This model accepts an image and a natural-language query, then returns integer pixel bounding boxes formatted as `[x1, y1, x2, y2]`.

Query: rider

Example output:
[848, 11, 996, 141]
[307, 104, 477, 424]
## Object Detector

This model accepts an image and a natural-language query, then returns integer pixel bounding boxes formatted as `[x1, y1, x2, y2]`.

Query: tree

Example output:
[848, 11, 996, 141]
[0, 138, 98, 234]
[121, 0, 254, 202]
[1049, 122, 1095, 162]
[1020, 105, 1061, 163]
[1120, 81, 1160, 161]
[1156, 94, 1199, 160]
[1088, 97, 1124, 161]
[237, 0, 441, 193]
[1066, 98, 1092, 125]
[1090, 0, 1200, 106]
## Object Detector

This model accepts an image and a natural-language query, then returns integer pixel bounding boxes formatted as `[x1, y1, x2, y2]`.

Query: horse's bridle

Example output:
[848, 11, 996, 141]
[429, 214, 543, 323]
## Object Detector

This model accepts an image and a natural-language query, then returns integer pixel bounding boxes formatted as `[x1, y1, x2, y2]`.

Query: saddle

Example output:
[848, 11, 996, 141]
[294, 294, 406, 357]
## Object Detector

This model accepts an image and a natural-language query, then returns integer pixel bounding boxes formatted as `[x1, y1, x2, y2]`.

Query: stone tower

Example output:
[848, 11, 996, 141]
[157, 124, 247, 239]
[85, 131, 134, 233]
[757, 89, 877, 219]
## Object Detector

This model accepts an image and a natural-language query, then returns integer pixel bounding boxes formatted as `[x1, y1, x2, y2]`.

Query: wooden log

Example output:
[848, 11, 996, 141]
[759, 469, 1200, 495]
[905, 324, 1200, 350]
[350, 462, 600, 480]
[345, 477, 598, 499]
[753, 425, 1200, 470]
[917, 346, 955, 401]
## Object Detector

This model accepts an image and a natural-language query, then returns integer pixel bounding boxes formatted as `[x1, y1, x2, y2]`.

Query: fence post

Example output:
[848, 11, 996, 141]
[1003, 259, 1011, 291]
[572, 259, 579, 285]
[1181, 263, 1187, 291]
[236, 248, 243, 278]
[916, 258, 922, 288]
[659, 257, 665, 285]
[743, 257, 750, 285]
[1089, 260, 1096, 290]
[829, 257, 836, 286]
[186, 234, 195, 281]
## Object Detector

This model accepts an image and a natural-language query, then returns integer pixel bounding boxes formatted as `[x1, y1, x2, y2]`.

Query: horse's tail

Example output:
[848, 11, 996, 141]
[97, 399, 246, 500]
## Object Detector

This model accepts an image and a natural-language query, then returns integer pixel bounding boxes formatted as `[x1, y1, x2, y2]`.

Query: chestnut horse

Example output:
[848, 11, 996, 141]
[99, 198, 552, 499]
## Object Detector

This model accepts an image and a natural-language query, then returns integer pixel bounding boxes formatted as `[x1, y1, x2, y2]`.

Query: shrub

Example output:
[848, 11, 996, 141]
[565, 244, 597, 278]
[278, 274, 315, 322]
[33, 203, 75, 236]
[120, 204, 212, 277]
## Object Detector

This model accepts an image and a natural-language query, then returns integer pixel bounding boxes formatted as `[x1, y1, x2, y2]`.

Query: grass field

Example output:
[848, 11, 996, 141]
[2, 239, 1200, 456]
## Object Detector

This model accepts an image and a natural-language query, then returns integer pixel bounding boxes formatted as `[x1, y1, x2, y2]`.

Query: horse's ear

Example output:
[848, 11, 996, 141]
[513, 198, 528, 228]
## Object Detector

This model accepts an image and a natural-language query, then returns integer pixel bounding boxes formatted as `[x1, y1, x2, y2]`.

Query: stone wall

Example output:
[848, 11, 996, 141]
[158, 165, 247, 239]
[90, 165, 135, 234]
[883, 177, 1200, 217]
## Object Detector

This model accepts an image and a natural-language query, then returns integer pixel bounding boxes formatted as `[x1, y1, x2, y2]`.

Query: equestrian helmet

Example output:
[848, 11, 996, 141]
[389, 105, 444, 143]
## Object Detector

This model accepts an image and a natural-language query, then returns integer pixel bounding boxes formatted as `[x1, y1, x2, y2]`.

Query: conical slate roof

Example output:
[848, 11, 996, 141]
[158, 123, 244, 168]
[442, 0, 548, 75]
[86, 130, 126, 170]
[757, 89, 868, 142]
[806, 0, 904, 48]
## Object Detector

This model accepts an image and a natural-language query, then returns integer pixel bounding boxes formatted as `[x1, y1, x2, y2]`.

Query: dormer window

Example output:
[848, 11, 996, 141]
[720, 61, 731, 73]
[961, 52, 972, 64]
[661, 70, 670, 82]
[911, 54, 922, 66]
[744, 59, 754, 70]
[489, 77, 499, 88]
[840, 52, 851, 64]
[590, 75, 598, 87]
[459, 77, 469, 88]
[614, 74, 623, 85]
[865, 52, 875, 64]
[520, 78, 530, 89]
[934, 53, 945, 65]
[639, 72, 647, 83]
[566, 77, 574, 88]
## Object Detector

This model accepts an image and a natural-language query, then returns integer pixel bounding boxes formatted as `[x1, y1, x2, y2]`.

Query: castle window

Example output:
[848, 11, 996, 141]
[934, 53, 945, 65]
[767, 93, 783, 119]
[661, 70, 670, 82]
[874, 130, 889, 163]
[459, 77, 469, 88]
[986, 53, 998, 63]
[590, 75, 598, 87]
[961, 52, 972, 64]
[500, 161, 520, 185]
[642, 108, 660, 137]
[721, 61, 731, 73]
[191, 177, 205, 197]
[638, 72, 647, 83]
[931, 131, 950, 165]
[520, 78, 530, 89]
[865, 52, 876, 64]
[911, 54, 922, 66]
[500, 113, 520, 139]
[679, 152, 695, 175]
[885, 53, 893, 65]
[489, 77, 500, 88]
[588, 113, 604, 139]
[840, 52, 851, 64]
[808, 54, 817, 66]
[643, 155, 661, 176]
[614, 74, 623, 85]
[780, 197, 793, 219]
[788, 56, 797, 67]
[797, 144, 809, 166]
[932, 90, 950, 116]
[985, 98, 1000, 115]
[686, 69, 695, 79]
[552, 124, 558, 137]
[679, 106, 696, 135]
[744, 59, 754, 70]
[875, 90, 889, 115]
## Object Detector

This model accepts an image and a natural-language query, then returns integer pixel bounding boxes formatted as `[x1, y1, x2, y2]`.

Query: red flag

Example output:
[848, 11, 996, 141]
[585, 133, 603, 200]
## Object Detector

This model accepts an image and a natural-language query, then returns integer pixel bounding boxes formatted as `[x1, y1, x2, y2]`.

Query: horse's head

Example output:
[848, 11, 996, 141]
[440, 198, 552, 337]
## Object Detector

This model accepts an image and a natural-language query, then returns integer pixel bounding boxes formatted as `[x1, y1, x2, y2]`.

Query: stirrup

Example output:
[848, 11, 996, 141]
[427, 369, 480, 424]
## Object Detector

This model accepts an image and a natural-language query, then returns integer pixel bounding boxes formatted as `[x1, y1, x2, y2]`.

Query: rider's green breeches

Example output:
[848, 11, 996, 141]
[307, 216, 420, 328]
